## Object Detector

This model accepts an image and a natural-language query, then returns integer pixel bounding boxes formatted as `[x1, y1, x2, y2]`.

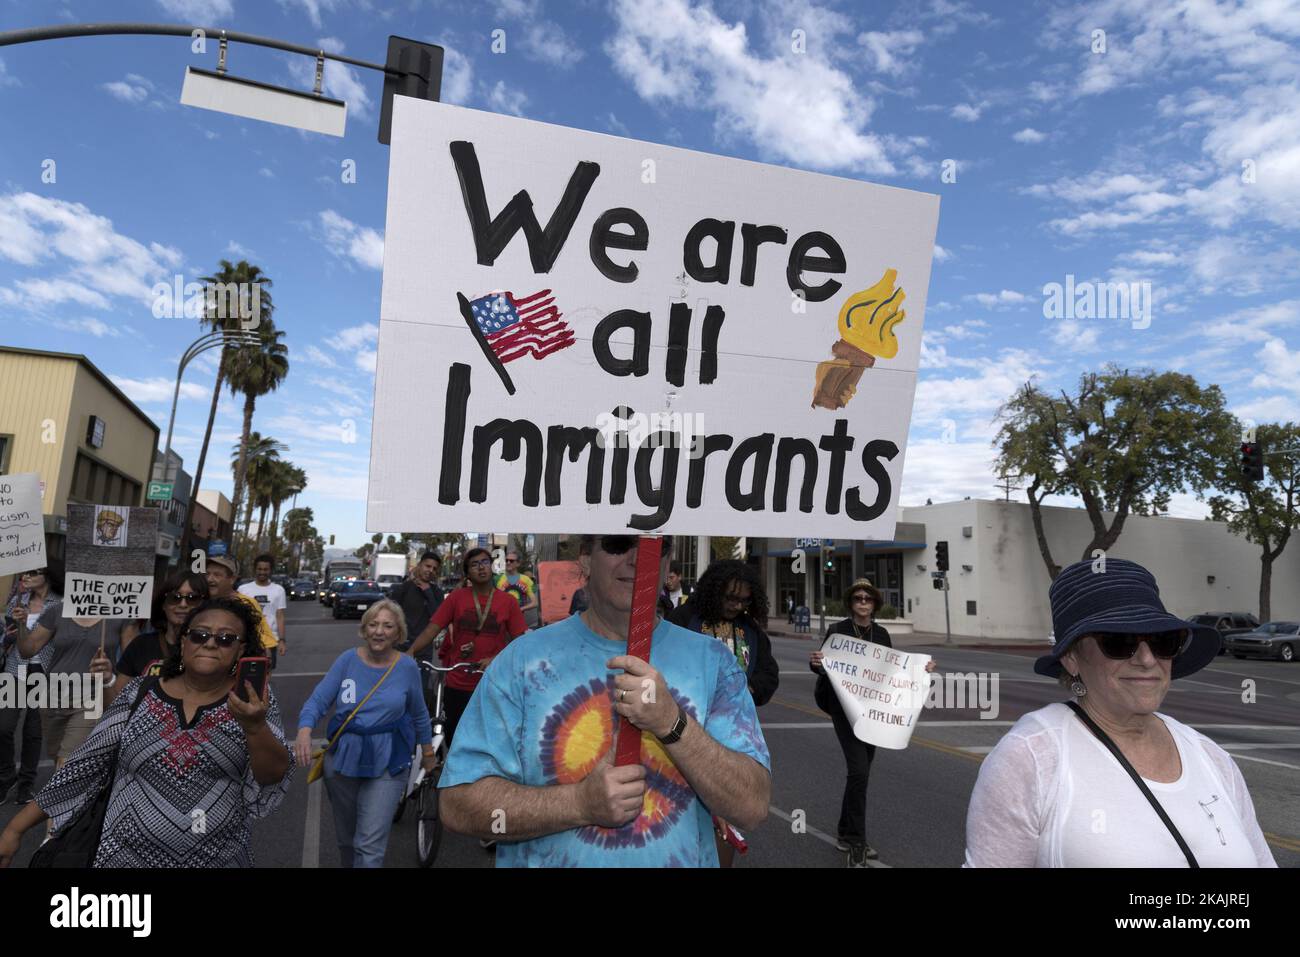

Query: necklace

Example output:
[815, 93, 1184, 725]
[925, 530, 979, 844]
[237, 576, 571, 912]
[471, 587, 495, 631]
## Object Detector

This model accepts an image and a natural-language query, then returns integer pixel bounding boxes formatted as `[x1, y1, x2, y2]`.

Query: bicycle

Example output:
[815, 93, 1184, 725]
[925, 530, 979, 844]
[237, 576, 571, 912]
[391, 658, 479, 867]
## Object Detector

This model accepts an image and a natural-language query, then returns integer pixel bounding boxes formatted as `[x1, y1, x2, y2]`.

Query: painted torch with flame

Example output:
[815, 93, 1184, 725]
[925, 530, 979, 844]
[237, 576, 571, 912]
[811, 268, 906, 410]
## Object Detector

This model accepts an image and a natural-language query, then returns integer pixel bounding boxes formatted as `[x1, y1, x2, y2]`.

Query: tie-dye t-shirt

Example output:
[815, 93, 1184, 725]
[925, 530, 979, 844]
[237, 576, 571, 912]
[440, 614, 770, 867]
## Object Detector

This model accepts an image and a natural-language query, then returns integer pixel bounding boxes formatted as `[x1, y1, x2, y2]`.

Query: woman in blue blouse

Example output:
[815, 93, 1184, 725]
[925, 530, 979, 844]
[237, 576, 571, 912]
[296, 599, 432, 867]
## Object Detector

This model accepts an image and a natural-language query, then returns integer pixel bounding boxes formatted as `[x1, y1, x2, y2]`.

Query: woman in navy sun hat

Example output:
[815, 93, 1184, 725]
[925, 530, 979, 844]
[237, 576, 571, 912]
[964, 558, 1275, 868]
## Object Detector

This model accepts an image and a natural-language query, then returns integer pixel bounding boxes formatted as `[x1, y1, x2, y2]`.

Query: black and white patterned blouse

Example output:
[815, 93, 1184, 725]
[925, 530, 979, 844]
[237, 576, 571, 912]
[37, 676, 294, 867]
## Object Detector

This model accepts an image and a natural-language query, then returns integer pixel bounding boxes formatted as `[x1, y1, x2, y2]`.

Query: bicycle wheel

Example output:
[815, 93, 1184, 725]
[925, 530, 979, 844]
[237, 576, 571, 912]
[416, 765, 444, 868]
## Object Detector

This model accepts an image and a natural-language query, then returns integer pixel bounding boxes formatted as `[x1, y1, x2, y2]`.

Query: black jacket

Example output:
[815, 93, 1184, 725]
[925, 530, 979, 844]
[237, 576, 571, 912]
[668, 601, 779, 706]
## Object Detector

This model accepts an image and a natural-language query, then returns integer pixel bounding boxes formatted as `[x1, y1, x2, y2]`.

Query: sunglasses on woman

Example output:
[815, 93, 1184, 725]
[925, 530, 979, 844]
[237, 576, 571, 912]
[21, 569, 47, 578]
[164, 591, 204, 606]
[1093, 632, 1188, 660]
[184, 628, 243, 648]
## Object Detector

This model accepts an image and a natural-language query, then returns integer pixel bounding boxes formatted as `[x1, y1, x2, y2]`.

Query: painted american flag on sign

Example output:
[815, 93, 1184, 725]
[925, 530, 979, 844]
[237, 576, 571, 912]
[468, 289, 575, 364]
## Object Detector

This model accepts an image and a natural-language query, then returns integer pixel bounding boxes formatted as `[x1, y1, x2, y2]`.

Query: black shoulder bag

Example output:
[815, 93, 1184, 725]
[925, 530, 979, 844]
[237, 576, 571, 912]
[1066, 701, 1199, 869]
[29, 676, 157, 869]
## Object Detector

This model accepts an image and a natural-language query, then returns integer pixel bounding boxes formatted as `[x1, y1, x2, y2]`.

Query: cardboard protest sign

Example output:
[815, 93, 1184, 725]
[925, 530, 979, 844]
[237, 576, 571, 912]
[369, 98, 939, 538]
[0, 473, 46, 577]
[820, 634, 931, 749]
[538, 560, 585, 624]
[64, 505, 158, 619]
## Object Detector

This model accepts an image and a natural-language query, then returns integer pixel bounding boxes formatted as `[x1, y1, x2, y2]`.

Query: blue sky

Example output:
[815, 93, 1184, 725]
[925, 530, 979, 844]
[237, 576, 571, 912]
[1, 0, 1297, 549]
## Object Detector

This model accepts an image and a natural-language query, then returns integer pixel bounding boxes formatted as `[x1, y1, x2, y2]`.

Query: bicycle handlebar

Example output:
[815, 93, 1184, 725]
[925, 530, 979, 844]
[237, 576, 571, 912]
[419, 660, 481, 674]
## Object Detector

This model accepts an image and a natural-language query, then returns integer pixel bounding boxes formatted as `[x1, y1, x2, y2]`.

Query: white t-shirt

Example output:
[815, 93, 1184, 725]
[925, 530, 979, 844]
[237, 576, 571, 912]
[964, 702, 1276, 868]
[237, 581, 287, 640]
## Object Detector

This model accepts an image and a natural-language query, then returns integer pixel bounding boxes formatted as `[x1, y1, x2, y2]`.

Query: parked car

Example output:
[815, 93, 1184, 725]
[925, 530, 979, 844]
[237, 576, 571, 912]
[332, 580, 384, 620]
[289, 579, 315, 601]
[1190, 612, 1260, 654]
[1224, 621, 1300, 662]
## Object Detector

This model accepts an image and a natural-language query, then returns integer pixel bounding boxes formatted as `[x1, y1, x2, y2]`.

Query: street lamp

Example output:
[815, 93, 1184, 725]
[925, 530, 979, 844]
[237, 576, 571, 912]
[159, 328, 259, 490]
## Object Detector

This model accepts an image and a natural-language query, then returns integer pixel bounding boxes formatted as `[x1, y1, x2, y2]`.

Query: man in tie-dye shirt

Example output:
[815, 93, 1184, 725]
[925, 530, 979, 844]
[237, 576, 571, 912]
[440, 535, 770, 867]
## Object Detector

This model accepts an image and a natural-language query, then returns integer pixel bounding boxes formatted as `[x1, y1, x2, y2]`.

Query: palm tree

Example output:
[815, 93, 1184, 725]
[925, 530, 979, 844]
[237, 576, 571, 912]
[225, 318, 289, 545]
[185, 260, 273, 554]
[268, 462, 307, 556]
[231, 433, 287, 547]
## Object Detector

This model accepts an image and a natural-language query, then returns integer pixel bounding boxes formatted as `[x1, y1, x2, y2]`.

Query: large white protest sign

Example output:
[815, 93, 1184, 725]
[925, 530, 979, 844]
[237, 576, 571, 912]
[821, 634, 931, 749]
[0, 473, 46, 577]
[369, 98, 939, 537]
[62, 572, 152, 619]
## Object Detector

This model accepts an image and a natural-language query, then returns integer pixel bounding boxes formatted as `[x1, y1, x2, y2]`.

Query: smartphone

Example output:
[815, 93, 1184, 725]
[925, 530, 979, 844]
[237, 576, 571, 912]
[233, 656, 270, 702]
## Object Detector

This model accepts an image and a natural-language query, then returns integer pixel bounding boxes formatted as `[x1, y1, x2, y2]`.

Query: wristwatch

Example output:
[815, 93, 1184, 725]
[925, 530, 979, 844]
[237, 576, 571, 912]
[656, 706, 688, 745]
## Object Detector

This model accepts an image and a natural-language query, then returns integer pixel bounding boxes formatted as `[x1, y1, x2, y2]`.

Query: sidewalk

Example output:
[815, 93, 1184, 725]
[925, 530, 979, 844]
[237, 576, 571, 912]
[767, 621, 1052, 652]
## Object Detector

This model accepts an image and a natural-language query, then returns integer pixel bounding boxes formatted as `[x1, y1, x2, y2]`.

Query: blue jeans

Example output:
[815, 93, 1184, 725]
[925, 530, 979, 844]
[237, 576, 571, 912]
[323, 756, 407, 868]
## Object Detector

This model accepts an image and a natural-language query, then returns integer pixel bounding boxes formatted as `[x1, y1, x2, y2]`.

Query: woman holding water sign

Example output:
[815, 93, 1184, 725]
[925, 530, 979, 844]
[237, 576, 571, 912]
[810, 578, 936, 868]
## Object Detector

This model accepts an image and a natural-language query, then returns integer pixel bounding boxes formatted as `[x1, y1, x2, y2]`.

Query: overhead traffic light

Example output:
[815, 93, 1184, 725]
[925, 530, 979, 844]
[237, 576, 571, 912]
[329, 534, 336, 545]
[823, 546, 835, 571]
[935, 540, 949, 573]
[1240, 442, 1264, 482]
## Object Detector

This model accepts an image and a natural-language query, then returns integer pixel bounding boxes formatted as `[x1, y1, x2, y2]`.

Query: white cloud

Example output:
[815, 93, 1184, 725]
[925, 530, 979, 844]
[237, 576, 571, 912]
[1126, 249, 1178, 266]
[968, 290, 1029, 309]
[606, 0, 903, 176]
[525, 20, 585, 68]
[317, 209, 384, 269]
[487, 80, 529, 117]
[326, 323, 378, 352]
[900, 440, 1006, 507]
[275, 0, 348, 29]
[225, 240, 255, 258]
[0, 56, 18, 89]
[11, 278, 109, 309]
[304, 345, 339, 368]
[156, 0, 235, 18]
[48, 317, 120, 338]
[356, 350, 377, 374]
[102, 74, 152, 104]
[1012, 127, 1046, 143]
[912, 348, 1044, 428]
[951, 101, 986, 122]
[933, 244, 952, 263]
[1249, 337, 1300, 394]
[258, 167, 274, 178]
[1050, 318, 1103, 352]
[441, 48, 473, 106]
[1232, 394, 1300, 423]
[857, 29, 925, 74]
[115, 376, 210, 404]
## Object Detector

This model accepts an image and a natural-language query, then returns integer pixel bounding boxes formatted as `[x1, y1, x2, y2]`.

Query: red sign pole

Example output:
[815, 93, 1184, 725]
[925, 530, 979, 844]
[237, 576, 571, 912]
[615, 534, 663, 766]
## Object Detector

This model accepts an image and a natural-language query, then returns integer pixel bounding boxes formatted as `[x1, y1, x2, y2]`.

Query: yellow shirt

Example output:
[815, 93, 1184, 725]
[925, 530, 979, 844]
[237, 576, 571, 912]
[230, 590, 279, 651]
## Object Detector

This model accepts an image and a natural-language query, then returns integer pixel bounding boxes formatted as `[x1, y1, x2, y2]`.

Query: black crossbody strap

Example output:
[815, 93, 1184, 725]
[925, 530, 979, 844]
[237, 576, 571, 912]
[1066, 701, 1199, 869]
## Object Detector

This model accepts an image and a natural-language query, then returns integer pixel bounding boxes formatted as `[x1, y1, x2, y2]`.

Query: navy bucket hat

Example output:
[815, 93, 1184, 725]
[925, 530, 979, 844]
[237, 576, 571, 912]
[1035, 558, 1221, 680]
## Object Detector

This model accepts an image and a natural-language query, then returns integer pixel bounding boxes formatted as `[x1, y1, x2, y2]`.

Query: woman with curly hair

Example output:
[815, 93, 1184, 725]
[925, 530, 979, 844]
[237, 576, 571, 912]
[669, 559, 779, 866]
[0, 597, 293, 868]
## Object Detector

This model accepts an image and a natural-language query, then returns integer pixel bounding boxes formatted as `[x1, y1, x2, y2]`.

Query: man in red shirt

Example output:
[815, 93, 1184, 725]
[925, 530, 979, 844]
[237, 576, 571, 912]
[407, 548, 527, 747]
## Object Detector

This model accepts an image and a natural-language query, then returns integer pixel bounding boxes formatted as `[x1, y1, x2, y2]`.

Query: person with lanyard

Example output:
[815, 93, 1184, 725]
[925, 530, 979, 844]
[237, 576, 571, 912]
[668, 558, 779, 866]
[386, 550, 445, 662]
[0, 596, 293, 868]
[296, 599, 432, 868]
[811, 578, 937, 867]
[108, 572, 209, 703]
[407, 548, 526, 749]
[0, 567, 63, 805]
[496, 550, 538, 629]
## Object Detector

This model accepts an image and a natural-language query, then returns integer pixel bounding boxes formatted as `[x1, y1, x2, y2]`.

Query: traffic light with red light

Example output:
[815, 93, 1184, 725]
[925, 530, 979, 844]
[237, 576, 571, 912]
[1241, 442, 1264, 482]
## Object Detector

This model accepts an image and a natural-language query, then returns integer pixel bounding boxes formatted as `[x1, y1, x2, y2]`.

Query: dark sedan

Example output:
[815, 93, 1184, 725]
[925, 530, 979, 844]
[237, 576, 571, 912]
[332, 580, 385, 620]
[1225, 622, 1300, 662]
[289, 580, 316, 601]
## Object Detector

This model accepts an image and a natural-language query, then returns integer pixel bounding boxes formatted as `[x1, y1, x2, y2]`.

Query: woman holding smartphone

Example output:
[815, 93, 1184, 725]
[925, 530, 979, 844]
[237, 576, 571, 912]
[0, 597, 293, 868]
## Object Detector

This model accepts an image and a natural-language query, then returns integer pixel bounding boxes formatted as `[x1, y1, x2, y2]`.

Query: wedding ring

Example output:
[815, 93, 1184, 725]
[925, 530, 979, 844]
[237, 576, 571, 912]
[618, 688, 627, 702]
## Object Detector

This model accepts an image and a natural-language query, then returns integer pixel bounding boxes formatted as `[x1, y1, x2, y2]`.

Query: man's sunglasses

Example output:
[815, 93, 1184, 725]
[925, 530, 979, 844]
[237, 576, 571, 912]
[164, 591, 204, 606]
[184, 628, 243, 647]
[21, 569, 47, 578]
[1093, 632, 1188, 660]
[598, 535, 674, 555]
